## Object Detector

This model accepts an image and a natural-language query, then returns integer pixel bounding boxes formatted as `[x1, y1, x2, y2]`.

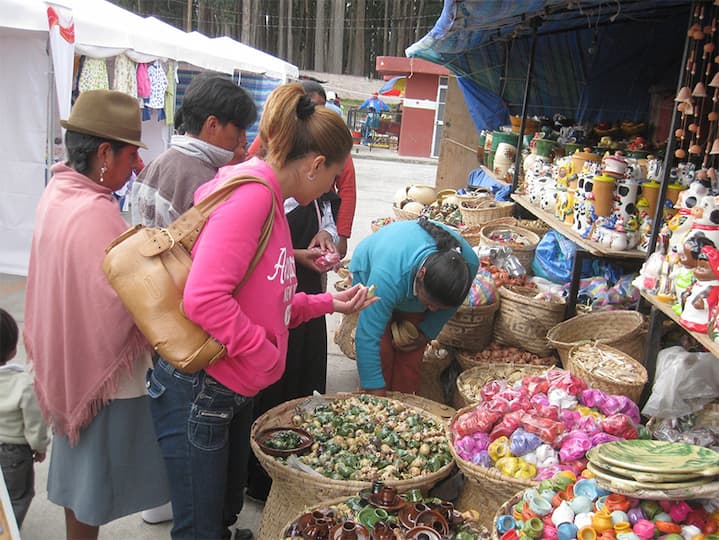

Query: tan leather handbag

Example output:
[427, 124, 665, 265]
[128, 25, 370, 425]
[103, 175, 275, 373]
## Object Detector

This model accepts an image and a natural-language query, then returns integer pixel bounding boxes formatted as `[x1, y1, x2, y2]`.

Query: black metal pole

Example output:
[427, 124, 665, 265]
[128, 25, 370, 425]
[512, 18, 540, 193]
[646, 1, 695, 257]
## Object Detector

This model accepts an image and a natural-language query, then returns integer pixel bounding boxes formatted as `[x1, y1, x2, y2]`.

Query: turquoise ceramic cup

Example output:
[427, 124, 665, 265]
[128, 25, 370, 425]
[573, 479, 598, 501]
[569, 496, 593, 515]
[530, 496, 553, 517]
[558, 522, 579, 540]
[496, 515, 517, 535]
[611, 511, 629, 525]
[617, 533, 640, 540]
[523, 489, 540, 503]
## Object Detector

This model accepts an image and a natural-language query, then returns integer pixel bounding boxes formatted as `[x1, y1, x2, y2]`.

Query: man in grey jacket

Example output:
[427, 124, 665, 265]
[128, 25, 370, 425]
[130, 74, 257, 228]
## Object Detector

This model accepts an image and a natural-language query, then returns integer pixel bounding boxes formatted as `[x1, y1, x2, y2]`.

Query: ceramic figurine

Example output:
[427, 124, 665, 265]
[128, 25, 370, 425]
[679, 245, 719, 333]
[689, 195, 719, 247]
[614, 179, 640, 222]
[671, 233, 716, 315]
[676, 161, 697, 187]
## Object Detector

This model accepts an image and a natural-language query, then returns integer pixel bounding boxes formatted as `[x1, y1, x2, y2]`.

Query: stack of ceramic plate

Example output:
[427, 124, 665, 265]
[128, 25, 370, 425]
[586, 440, 719, 499]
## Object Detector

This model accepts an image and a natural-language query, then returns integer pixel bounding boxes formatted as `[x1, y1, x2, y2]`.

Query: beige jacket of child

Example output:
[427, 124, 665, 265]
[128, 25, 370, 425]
[0, 364, 50, 451]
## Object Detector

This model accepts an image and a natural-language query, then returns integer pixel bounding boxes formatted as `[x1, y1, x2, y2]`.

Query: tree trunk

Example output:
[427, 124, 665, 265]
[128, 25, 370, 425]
[286, 0, 294, 65]
[383, 0, 389, 57]
[241, 0, 251, 43]
[349, 0, 365, 75]
[415, 0, 425, 43]
[328, 0, 344, 73]
[277, 0, 286, 58]
[390, 2, 401, 56]
[314, 0, 326, 71]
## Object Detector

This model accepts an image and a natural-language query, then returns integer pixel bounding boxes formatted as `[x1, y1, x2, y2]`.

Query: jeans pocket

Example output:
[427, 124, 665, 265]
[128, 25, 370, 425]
[145, 368, 166, 399]
[188, 404, 232, 451]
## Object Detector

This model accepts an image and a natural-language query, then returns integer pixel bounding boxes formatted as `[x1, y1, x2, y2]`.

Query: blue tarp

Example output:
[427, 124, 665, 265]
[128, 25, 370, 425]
[407, 0, 689, 132]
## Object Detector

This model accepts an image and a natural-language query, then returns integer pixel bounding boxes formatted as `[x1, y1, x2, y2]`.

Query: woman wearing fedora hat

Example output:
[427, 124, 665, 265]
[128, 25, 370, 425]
[23, 90, 169, 539]
[145, 82, 377, 540]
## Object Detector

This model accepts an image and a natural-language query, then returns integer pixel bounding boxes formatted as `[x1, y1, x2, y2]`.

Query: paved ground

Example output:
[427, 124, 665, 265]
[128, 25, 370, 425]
[1, 148, 439, 539]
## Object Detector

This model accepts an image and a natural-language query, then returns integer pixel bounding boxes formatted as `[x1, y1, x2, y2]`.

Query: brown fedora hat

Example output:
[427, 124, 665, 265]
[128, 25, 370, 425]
[60, 89, 147, 149]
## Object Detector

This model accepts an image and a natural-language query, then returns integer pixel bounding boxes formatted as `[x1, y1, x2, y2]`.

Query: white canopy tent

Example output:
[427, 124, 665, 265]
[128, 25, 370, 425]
[0, 0, 297, 275]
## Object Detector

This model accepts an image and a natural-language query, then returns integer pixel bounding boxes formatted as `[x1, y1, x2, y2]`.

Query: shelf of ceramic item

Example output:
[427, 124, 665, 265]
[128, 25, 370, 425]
[640, 291, 719, 357]
[511, 194, 646, 260]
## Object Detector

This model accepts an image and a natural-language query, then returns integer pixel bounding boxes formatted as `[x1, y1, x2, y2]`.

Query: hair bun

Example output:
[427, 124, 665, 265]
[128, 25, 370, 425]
[296, 94, 316, 120]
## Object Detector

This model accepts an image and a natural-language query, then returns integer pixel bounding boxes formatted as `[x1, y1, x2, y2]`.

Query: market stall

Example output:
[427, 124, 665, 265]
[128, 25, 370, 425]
[0, 0, 298, 276]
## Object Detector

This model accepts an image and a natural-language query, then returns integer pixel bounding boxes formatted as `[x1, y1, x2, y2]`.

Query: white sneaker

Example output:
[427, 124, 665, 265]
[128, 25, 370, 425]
[141, 502, 173, 524]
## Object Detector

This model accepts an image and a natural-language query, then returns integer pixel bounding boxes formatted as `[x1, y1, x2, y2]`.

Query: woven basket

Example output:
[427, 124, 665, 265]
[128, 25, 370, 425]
[334, 311, 358, 360]
[252, 393, 456, 539]
[418, 347, 454, 405]
[282, 494, 492, 540]
[459, 199, 515, 227]
[546, 310, 646, 368]
[489, 490, 527, 540]
[393, 206, 421, 221]
[448, 406, 538, 528]
[493, 286, 566, 356]
[456, 344, 557, 373]
[479, 223, 540, 272]
[454, 363, 552, 409]
[567, 342, 648, 403]
[436, 302, 499, 352]
[460, 225, 484, 247]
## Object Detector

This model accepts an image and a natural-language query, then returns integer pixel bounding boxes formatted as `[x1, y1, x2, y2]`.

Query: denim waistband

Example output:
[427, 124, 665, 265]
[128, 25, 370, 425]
[156, 357, 199, 383]
[0, 442, 31, 449]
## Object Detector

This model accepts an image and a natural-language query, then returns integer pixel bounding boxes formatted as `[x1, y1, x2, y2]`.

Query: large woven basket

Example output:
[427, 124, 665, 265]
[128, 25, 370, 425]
[448, 405, 538, 528]
[252, 393, 456, 539]
[479, 222, 540, 273]
[567, 342, 648, 403]
[485, 217, 550, 237]
[489, 490, 526, 540]
[546, 310, 646, 368]
[436, 302, 499, 352]
[393, 205, 421, 221]
[493, 286, 566, 356]
[282, 494, 492, 540]
[460, 224, 484, 247]
[456, 344, 557, 372]
[454, 363, 552, 409]
[459, 199, 515, 227]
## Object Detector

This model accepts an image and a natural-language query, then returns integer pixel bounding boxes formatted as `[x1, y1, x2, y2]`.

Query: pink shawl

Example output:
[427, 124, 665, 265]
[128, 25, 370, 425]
[24, 163, 148, 444]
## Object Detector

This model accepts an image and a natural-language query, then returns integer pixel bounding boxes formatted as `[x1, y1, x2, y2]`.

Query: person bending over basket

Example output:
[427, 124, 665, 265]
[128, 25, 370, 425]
[145, 83, 377, 540]
[349, 217, 478, 395]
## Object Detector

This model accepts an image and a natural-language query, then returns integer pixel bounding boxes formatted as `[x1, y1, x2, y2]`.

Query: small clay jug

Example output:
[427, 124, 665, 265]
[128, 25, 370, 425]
[303, 517, 331, 540]
[371, 481, 384, 495]
[378, 486, 398, 506]
[372, 522, 395, 540]
[337, 521, 358, 540]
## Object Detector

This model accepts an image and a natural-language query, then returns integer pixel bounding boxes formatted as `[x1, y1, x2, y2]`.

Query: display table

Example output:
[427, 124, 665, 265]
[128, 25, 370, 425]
[512, 194, 646, 317]
[640, 291, 719, 405]
[0, 471, 20, 540]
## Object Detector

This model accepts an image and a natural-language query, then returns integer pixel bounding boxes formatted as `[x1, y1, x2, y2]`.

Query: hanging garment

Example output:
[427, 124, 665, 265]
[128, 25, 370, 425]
[147, 61, 168, 109]
[112, 54, 137, 97]
[164, 62, 176, 126]
[78, 57, 109, 92]
[136, 63, 151, 98]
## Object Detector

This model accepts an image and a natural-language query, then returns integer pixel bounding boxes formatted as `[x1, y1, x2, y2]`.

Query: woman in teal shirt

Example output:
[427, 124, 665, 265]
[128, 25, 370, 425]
[349, 217, 478, 394]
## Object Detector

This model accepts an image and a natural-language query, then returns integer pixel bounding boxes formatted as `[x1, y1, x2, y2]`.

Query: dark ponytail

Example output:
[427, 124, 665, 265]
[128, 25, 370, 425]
[417, 216, 472, 306]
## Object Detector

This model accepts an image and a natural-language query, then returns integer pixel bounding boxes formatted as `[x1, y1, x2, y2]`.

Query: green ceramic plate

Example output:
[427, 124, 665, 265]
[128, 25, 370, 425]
[594, 440, 719, 475]
[587, 462, 714, 490]
[586, 447, 717, 482]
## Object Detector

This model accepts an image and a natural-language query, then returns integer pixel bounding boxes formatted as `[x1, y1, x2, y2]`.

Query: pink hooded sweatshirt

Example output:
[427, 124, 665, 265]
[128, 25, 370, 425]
[184, 158, 334, 396]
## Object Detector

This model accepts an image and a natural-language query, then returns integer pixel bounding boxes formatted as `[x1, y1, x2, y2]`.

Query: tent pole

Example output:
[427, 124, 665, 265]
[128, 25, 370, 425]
[646, 1, 695, 257]
[511, 18, 540, 193]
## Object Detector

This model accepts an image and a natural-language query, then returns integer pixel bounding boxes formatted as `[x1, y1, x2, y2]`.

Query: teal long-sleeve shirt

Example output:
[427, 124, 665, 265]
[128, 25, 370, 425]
[349, 220, 479, 389]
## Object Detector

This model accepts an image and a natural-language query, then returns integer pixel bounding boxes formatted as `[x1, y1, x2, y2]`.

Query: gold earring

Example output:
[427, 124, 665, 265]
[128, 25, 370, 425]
[99, 164, 107, 183]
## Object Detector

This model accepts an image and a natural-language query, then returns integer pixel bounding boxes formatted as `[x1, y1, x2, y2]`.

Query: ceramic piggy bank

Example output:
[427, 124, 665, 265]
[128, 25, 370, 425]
[689, 195, 719, 247]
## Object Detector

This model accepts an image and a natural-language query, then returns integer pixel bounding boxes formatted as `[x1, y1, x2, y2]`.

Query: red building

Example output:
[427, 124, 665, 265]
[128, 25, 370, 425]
[376, 56, 451, 158]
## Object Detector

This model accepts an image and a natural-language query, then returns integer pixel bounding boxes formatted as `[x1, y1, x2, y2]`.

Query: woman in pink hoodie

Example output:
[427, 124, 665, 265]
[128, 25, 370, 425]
[145, 83, 374, 540]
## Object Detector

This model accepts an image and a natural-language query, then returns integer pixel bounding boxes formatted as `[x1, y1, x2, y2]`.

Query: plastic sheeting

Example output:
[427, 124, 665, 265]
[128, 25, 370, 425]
[407, 0, 689, 131]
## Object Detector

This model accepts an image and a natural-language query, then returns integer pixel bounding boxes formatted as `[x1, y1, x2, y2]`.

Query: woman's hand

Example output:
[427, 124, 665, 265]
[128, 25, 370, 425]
[332, 283, 379, 314]
[294, 248, 325, 273]
[308, 230, 336, 253]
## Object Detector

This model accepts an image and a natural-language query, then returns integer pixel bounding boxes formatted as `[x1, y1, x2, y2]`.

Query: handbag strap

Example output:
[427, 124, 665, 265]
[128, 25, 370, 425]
[139, 174, 276, 293]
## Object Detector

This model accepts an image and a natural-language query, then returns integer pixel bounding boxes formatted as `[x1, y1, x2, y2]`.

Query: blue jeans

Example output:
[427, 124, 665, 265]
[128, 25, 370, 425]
[0, 443, 34, 527]
[147, 358, 253, 540]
